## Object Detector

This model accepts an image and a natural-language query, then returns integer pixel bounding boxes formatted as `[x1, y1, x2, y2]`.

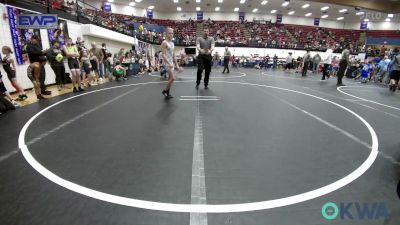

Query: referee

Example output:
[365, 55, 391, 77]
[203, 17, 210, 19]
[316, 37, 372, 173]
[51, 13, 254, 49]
[337, 44, 352, 86]
[196, 28, 215, 89]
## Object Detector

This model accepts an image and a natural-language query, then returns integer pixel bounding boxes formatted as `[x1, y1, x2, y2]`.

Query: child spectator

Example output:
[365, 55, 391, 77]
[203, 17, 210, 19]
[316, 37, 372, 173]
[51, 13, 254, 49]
[113, 61, 127, 81]
[1, 47, 27, 100]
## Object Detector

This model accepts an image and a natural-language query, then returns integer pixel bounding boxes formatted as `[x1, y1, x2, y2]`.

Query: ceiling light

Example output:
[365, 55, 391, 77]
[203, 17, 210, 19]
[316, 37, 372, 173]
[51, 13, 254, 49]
[288, 11, 294, 15]
[356, 12, 364, 15]
[271, 9, 277, 13]
[364, 18, 369, 22]
[240, 0, 245, 3]
[173, 0, 178, 2]
[321, 15, 328, 18]
[196, 7, 201, 11]
[321, 6, 329, 11]
[339, 9, 347, 13]
[107, 0, 114, 2]
[129, 2, 136, 6]
[388, 14, 394, 18]
[337, 17, 344, 20]
[386, 18, 391, 22]
[148, 5, 154, 9]
[305, 13, 312, 17]
[177, 7, 181, 11]
[302, 4, 310, 9]
[135, 0, 142, 2]
[282, 2, 289, 7]
[196, 0, 200, 2]
[215, 7, 220, 11]
[252, 8, 258, 12]
[234, 7, 239, 12]
[261, 0, 268, 5]
[218, 0, 223, 3]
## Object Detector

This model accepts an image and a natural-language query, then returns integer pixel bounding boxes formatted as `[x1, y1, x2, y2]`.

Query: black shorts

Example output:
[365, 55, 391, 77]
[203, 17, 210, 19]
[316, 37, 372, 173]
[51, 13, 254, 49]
[0, 81, 7, 93]
[68, 58, 80, 70]
[6, 70, 16, 80]
[285, 63, 292, 69]
[390, 70, 400, 81]
[83, 63, 91, 74]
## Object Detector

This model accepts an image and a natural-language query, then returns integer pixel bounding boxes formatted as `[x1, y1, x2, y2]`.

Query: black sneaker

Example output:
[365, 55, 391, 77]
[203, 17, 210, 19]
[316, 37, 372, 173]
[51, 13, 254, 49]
[21, 94, 28, 100]
[78, 87, 85, 92]
[162, 90, 168, 97]
[73, 87, 78, 93]
[37, 94, 45, 100]
[42, 90, 52, 95]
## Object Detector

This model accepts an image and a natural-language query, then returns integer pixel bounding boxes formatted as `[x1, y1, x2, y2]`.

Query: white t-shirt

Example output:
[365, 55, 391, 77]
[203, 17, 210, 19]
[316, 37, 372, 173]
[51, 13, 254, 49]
[286, 55, 293, 64]
[324, 49, 333, 64]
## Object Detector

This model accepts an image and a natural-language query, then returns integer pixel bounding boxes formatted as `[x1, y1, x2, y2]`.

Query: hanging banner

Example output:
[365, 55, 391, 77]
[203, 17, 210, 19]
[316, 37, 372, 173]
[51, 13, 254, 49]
[17, 14, 58, 29]
[47, 19, 69, 46]
[7, 6, 42, 65]
[360, 21, 368, 29]
[276, 14, 283, 24]
[103, 2, 111, 12]
[7, 6, 24, 65]
[147, 9, 153, 18]
[197, 11, 203, 21]
[239, 12, 245, 22]
[314, 18, 320, 26]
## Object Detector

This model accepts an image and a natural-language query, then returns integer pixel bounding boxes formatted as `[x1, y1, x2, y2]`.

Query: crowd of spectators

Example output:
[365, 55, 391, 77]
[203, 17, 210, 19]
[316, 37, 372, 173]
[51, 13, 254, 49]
[31, 0, 400, 54]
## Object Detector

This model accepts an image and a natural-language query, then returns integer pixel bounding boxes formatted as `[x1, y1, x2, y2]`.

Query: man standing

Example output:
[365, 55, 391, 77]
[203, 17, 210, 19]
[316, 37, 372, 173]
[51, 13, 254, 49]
[47, 40, 66, 91]
[196, 28, 215, 89]
[284, 52, 293, 72]
[90, 42, 104, 79]
[322, 47, 333, 80]
[312, 53, 321, 74]
[222, 46, 231, 74]
[272, 54, 278, 69]
[302, 49, 312, 77]
[265, 54, 270, 70]
[26, 35, 51, 95]
[337, 44, 352, 86]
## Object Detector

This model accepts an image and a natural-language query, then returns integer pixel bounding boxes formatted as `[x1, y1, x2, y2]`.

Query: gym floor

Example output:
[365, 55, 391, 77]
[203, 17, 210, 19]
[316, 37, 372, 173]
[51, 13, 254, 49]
[0, 67, 399, 225]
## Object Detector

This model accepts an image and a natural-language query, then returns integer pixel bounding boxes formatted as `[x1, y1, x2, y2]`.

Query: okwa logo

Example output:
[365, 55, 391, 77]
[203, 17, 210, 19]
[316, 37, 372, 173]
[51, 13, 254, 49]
[322, 202, 390, 220]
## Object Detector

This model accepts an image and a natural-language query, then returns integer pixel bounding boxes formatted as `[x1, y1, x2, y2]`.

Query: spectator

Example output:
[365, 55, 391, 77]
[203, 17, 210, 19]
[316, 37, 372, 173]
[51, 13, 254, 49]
[46, 40, 67, 91]
[26, 35, 51, 96]
[1, 46, 28, 100]
[312, 53, 321, 74]
[302, 49, 312, 77]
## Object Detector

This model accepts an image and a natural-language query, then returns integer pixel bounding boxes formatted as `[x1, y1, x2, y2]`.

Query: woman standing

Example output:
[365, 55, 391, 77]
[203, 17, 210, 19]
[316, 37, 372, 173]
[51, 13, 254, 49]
[161, 27, 180, 98]
[1, 46, 27, 100]
[63, 38, 83, 92]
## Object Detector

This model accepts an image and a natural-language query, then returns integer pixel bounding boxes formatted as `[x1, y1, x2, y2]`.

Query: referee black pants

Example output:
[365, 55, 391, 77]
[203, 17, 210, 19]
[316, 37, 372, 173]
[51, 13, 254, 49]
[222, 59, 230, 73]
[337, 59, 348, 85]
[197, 54, 212, 86]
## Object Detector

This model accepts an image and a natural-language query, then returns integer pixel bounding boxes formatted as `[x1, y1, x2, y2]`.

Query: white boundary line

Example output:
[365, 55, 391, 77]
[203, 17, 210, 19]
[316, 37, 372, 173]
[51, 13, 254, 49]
[18, 80, 378, 213]
[337, 86, 400, 111]
[180, 99, 220, 101]
[148, 70, 246, 79]
[181, 96, 218, 98]
[190, 97, 208, 225]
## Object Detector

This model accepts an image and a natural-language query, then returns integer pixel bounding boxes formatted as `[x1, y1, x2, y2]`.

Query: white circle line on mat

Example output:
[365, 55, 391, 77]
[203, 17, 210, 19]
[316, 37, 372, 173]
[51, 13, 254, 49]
[337, 85, 400, 111]
[19, 80, 378, 213]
